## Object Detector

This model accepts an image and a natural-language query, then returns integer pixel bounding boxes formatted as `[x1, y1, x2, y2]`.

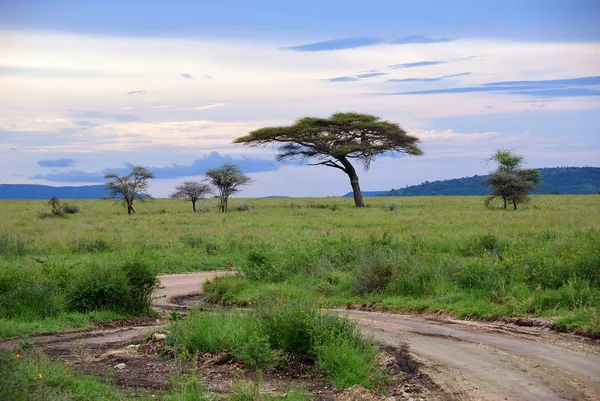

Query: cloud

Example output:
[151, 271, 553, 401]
[387, 72, 471, 83]
[388, 61, 445, 69]
[283, 35, 455, 52]
[194, 103, 227, 110]
[30, 152, 280, 182]
[326, 71, 387, 83]
[68, 110, 139, 122]
[126, 90, 147, 95]
[327, 76, 360, 83]
[282, 37, 384, 52]
[38, 158, 75, 168]
[417, 130, 500, 143]
[181, 73, 194, 79]
[389, 35, 453, 44]
[482, 76, 600, 87]
[356, 72, 388, 79]
[374, 75, 600, 98]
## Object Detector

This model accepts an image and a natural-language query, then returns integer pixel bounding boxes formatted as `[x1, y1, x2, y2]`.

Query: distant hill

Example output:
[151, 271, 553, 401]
[342, 167, 600, 197]
[0, 184, 109, 200]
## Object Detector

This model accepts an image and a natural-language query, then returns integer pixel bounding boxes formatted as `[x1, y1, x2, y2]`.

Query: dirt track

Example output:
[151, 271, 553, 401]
[3, 272, 600, 400]
[155, 272, 600, 401]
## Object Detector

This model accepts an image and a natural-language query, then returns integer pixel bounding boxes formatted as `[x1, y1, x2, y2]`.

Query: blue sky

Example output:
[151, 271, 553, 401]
[1, 0, 599, 197]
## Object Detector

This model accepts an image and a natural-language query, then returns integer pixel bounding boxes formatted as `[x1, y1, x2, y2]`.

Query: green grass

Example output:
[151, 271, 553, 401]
[0, 349, 140, 400]
[167, 302, 380, 388]
[1, 195, 599, 336]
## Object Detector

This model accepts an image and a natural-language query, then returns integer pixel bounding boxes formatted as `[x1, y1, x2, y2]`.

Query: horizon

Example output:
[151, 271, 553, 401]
[1, 0, 599, 197]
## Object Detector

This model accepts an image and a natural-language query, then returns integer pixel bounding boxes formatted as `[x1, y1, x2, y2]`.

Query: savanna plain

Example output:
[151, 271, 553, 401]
[1, 195, 599, 400]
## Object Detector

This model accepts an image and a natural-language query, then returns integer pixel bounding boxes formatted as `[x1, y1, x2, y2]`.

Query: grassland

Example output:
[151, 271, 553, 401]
[1, 195, 599, 337]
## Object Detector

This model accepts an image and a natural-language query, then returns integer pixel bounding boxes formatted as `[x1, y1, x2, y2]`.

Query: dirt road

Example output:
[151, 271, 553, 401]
[3, 272, 599, 400]
[157, 272, 600, 401]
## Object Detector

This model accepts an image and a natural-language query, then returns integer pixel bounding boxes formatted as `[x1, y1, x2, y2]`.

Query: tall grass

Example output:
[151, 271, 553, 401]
[1, 195, 599, 335]
[168, 301, 379, 388]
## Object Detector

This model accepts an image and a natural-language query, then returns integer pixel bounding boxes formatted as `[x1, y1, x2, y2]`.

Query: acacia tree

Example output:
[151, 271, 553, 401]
[104, 166, 154, 215]
[484, 150, 541, 210]
[170, 181, 212, 212]
[234, 112, 422, 207]
[205, 163, 251, 213]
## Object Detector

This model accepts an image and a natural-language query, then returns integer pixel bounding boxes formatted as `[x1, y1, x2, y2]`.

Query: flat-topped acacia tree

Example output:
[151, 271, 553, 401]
[234, 112, 423, 207]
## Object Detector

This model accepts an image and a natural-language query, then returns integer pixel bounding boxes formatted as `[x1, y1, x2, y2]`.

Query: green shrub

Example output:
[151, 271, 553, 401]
[62, 204, 80, 214]
[122, 261, 159, 314]
[67, 261, 157, 314]
[386, 202, 397, 211]
[67, 264, 130, 312]
[353, 257, 394, 296]
[203, 276, 248, 305]
[315, 338, 378, 389]
[167, 310, 280, 370]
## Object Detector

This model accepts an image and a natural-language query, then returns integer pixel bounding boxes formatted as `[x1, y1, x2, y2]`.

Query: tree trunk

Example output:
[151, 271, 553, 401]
[339, 157, 364, 207]
[513, 199, 517, 210]
[502, 197, 507, 210]
[192, 199, 196, 213]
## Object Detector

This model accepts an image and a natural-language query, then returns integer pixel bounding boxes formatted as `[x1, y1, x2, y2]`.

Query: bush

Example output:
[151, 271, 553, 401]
[67, 261, 157, 314]
[62, 204, 80, 214]
[233, 202, 251, 212]
[167, 310, 280, 370]
[203, 276, 248, 305]
[122, 261, 159, 314]
[169, 302, 379, 387]
[353, 257, 394, 296]
[67, 265, 130, 312]
[386, 202, 397, 211]
[315, 338, 378, 389]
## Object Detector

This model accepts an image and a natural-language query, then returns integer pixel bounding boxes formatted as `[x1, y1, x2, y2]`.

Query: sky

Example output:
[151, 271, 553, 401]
[1, 0, 599, 197]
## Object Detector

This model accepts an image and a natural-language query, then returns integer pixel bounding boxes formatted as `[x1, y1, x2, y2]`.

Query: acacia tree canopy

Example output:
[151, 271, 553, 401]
[205, 163, 251, 213]
[484, 150, 541, 210]
[170, 181, 213, 212]
[234, 112, 423, 207]
[104, 166, 154, 215]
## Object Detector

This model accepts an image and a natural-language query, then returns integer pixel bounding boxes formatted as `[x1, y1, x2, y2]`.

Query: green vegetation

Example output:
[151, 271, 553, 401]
[167, 302, 379, 388]
[1, 195, 599, 339]
[0, 255, 158, 337]
[0, 350, 139, 400]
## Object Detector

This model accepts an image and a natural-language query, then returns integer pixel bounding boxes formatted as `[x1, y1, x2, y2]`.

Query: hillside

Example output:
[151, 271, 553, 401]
[342, 167, 600, 197]
[0, 184, 109, 200]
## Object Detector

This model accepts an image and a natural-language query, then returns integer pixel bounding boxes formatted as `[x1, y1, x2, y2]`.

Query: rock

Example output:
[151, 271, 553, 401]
[152, 333, 166, 341]
[114, 363, 126, 370]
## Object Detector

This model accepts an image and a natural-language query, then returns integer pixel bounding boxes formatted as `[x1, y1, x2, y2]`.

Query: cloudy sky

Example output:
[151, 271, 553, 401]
[1, 0, 599, 197]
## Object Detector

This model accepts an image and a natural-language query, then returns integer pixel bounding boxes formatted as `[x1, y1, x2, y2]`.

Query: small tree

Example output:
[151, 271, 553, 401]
[170, 181, 213, 212]
[234, 112, 422, 207]
[484, 150, 541, 210]
[48, 196, 63, 215]
[104, 166, 154, 215]
[205, 163, 251, 213]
